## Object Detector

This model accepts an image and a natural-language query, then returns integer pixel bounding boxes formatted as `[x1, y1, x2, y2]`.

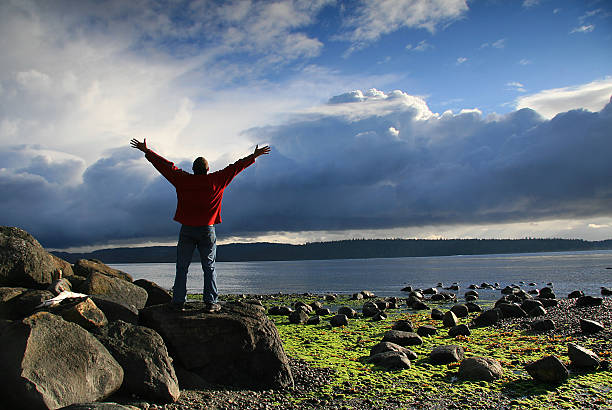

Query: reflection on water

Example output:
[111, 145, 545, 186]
[111, 250, 612, 298]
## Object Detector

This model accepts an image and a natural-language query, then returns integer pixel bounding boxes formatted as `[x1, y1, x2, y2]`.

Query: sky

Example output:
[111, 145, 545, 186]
[1, 0, 611, 250]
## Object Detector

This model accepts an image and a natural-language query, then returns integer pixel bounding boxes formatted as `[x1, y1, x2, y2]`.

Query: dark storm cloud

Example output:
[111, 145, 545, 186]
[1, 93, 611, 248]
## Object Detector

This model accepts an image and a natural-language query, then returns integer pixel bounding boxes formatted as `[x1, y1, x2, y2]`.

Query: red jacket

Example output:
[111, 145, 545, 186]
[145, 149, 255, 226]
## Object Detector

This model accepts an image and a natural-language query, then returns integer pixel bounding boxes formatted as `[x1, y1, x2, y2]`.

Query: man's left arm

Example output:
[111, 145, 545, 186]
[218, 145, 271, 186]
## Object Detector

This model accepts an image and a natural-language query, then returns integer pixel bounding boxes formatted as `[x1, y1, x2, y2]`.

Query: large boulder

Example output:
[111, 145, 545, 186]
[458, 356, 503, 381]
[139, 301, 294, 390]
[0, 311, 123, 409]
[430, 345, 465, 365]
[525, 355, 568, 383]
[90, 296, 139, 325]
[568, 343, 600, 370]
[51, 297, 108, 331]
[0, 226, 59, 288]
[1, 289, 54, 320]
[133, 279, 172, 307]
[0, 286, 27, 319]
[83, 272, 148, 310]
[73, 259, 132, 282]
[94, 320, 180, 402]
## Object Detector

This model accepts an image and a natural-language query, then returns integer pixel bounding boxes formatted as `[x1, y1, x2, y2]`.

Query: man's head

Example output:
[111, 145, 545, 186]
[192, 157, 209, 175]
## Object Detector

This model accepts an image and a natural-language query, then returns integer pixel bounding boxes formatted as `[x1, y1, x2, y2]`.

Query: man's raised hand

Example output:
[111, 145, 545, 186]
[253, 144, 271, 158]
[130, 138, 148, 153]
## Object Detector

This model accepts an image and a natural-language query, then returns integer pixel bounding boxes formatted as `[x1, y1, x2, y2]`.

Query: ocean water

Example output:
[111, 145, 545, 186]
[111, 250, 612, 299]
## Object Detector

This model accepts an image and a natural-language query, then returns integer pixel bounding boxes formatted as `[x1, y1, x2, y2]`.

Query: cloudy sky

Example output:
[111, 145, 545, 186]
[1, 0, 611, 250]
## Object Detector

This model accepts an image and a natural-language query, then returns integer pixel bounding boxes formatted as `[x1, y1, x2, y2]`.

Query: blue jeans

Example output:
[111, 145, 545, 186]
[173, 225, 218, 304]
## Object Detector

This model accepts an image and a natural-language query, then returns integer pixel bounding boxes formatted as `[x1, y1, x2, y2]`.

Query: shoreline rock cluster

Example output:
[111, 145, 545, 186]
[0, 227, 293, 409]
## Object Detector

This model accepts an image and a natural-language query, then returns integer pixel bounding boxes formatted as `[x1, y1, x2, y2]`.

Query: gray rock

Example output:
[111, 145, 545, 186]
[140, 301, 293, 390]
[401, 285, 413, 292]
[133, 279, 172, 307]
[91, 296, 139, 324]
[310, 301, 323, 310]
[268, 305, 292, 316]
[371, 311, 387, 321]
[431, 308, 444, 320]
[0, 311, 123, 409]
[497, 303, 527, 319]
[294, 301, 313, 314]
[361, 301, 380, 317]
[465, 302, 482, 313]
[535, 297, 558, 308]
[73, 259, 133, 282]
[4, 289, 54, 319]
[289, 308, 310, 324]
[360, 290, 376, 299]
[366, 351, 411, 370]
[423, 287, 438, 295]
[315, 307, 331, 316]
[568, 290, 584, 299]
[430, 345, 465, 365]
[568, 343, 600, 370]
[528, 305, 547, 317]
[392, 319, 414, 332]
[83, 272, 148, 310]
[95, 320, 180, 402]
[465, 290, 479, 299]
[369, 341, 417, 360]
[51, 297, 108, 331]
[576, 295, 603, 307]
[473, 309, 500, 327]
[382, 330, 423, 346]
[417, 325, 437, 337]
[330, 314, 349, 327]
[458, 356, 503, 381]
[351, 292, 364, 300]
[306, 315, 321, 325]
[521, 299, 543, 312]
[525, 355, 568, 383]
[410, 300, 429, 310]
[442, 310, 458, 327]
[338, 306, 357, 318]
[448, 324, 471, 337]
[532, 319, 555, 331]
[450, 304, 469, 318]
[580, 318, 604, 333]
[0, 227, 59, 288]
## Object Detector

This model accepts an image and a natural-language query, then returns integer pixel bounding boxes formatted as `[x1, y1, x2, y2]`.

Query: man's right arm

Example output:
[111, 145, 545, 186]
[131, 138, 181, 185]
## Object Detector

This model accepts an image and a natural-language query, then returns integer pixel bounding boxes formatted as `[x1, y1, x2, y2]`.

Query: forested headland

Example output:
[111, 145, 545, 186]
[53, 238, 612, 264]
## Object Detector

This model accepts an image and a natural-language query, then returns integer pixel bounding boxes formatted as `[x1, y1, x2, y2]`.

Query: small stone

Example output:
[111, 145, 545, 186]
[382, 330, 423, 346]
[417, 325, 437, 337]
[458, 356, 503, 381]
[568, 343, 600, 370]
[528, 305, 547, 317]
[431, 308, 444, 320]
[450, 304, 469, 318]
[366, 351, 411, 370]
[465, 302, 482, 313]
[448, 324, 471, 337]
[288, 308, 309, 324]
[306, 315, 321, 325]
[473, 309, 500, 327]
[392, 320, 414, 332]
[576, 296, 603, 307]
[532, 319, 555, 331]
[370, 341, 418, 360]
[330, 314, 349, 327]
[580, 318, 604, 333]
[567, 290, 584, 299]
[430, 345, 465, 365]
[338, 306, 357, 319]
[442, 311, 458, 327]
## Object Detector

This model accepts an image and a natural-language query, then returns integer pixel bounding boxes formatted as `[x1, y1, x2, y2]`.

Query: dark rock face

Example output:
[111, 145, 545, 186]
[525, 355, 568, 383]
[0, 226, 58, 288]
[61, 403, 135, 410]
[442, 310, 458, 327]
[431, 308, 444, 320]
[576, 295, 603, 307]
[338, 306, 357, 318]
[140, 301, 293, 390]
[532, 319, 555, 331]
[306, 315, 320, 325]
[528, 305, 547, 317]
[382, 330, 423, 346]
[448, 324, 471, 337]
[53, 297, 108, 331]
[580, 318, 604, 333]
[473, 309, 500, 327]
[430, 345, 465, 365]
[450, 304, 469, 318]
[133, 279, 172, 307]
[458, 356, 503, 381]
[0, 311, 123, 409]
[330, 314, 349, 327]
[3, 289, 54, 320]
[289, 308, 310, 324]
[315, 307, 331, 316]
[366, 351, 411, 370]
[521, 299, 543, 313]
[83, 272, 148, 310]
[417, 325, 437, 337]
[392, 319, 414, 332]
[602, 287, 612, 296]
[568, 343, 600, 370]
[535, 297, 558, 308]
[370, 341, 417, 360]
[465, 302, 482, 313]
[91, 296, 138, 325]
[268, 306, 293, 316]
[497, 303, 527, 319]
[94, 320, 180, 402]
[568, 290, 584, 299]
[73, 259, 133, 282]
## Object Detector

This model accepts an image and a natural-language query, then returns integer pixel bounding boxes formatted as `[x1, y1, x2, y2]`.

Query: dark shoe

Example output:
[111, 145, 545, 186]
[204, 303, 221, 313]
[170, 302, 185, 312]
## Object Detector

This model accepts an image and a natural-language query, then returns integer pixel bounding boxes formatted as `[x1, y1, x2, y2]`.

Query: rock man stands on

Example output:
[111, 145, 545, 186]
[131, 138, 270, 313]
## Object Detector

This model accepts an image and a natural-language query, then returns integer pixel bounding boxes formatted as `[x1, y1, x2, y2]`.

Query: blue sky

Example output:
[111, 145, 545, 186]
[1, 0, 611, 249]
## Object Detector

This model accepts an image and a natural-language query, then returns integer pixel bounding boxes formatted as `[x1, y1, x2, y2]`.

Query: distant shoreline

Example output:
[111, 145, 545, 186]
[52, 238, 612, 264]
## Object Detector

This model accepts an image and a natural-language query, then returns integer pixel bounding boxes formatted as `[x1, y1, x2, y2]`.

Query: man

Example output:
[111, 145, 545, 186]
[130, 138, 270, 312]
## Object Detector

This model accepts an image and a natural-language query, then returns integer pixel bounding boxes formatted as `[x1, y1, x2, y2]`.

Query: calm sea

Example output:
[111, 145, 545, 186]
[111, 250, 612, 299]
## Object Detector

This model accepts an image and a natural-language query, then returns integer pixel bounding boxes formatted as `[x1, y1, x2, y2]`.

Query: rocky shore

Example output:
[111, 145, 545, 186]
[1, 226, 610, 409]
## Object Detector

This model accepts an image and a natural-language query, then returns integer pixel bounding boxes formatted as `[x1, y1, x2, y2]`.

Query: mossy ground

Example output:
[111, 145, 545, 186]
[212, 293, 612, 409]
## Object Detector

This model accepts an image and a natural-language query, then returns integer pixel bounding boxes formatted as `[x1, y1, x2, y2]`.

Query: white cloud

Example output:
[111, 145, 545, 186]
[456, 57, 468, 65]
[341, 0, 468, 51]
[522, 0, 540, 8]
[506, 81, 526, 93]
[518, 59, 532, 66]
[406, 40, 433, 52]
[589, 223, 610, 229]
[481, 38, 506, 49]
[516, 77, 612, 118]
[570, 24, 595, 33]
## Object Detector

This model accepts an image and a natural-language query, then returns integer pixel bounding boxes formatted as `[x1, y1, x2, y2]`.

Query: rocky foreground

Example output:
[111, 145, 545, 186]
[1, 225, 611, 409]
